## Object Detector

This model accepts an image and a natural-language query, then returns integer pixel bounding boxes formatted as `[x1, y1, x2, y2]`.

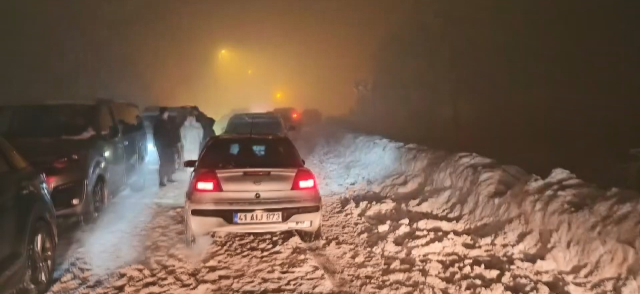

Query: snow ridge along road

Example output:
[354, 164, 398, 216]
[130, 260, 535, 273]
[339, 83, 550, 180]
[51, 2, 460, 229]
[50, 125, 640, 293]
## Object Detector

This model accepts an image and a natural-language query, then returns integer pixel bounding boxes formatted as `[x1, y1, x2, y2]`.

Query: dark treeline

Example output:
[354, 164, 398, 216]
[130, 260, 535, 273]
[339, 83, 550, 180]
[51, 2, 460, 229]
[350, 0, 640, 188]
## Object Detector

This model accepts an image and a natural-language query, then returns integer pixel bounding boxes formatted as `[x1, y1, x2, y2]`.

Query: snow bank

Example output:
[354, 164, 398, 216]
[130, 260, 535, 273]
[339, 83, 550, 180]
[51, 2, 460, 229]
[296, 125, 640, 287]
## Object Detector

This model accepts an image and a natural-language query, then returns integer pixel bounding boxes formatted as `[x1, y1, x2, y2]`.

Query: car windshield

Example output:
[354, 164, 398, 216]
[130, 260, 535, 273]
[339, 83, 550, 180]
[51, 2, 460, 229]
[198, 137, 303, 169]
[0, 105, 95, 138]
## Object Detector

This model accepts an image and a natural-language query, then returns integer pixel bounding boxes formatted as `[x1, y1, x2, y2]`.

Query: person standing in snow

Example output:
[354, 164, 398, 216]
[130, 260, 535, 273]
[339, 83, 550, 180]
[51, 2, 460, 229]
[192, 106, 216, 151]
[167, 115, 182, 174]
[180, 112, 203, 161]
[153, 107, 176, 187]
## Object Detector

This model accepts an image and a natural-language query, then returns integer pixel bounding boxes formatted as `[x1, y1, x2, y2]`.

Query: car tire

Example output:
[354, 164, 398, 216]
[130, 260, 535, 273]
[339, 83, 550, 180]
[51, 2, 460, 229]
[82, 180, 107, 224]
[23, 221, 56, 294]
[297, 226, 322, 243]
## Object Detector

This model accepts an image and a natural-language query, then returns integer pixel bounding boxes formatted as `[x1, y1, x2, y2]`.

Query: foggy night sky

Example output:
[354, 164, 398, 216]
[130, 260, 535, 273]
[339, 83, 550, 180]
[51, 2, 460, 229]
[1, 0, 410, 118]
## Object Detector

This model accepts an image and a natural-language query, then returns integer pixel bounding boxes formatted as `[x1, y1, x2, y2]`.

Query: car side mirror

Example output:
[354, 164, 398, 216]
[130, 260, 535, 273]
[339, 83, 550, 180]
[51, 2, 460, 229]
[184, 160, 197, 168]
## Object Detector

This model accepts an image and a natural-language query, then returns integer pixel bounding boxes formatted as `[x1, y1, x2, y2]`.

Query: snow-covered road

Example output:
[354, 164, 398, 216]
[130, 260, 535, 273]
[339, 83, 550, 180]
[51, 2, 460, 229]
[50, 181, 554, 294]
[48, 126, 640, 294]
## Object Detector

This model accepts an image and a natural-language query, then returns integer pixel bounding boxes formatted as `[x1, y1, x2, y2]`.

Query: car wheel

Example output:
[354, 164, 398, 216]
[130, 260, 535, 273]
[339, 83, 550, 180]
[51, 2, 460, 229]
[296, 226, 322, 243]
[26, 221, 56, 294]
[82, 180, 107, 224]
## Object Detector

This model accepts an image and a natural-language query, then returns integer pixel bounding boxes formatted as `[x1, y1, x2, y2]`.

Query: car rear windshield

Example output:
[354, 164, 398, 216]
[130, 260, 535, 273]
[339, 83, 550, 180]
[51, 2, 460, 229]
[198, 137, 303, 169]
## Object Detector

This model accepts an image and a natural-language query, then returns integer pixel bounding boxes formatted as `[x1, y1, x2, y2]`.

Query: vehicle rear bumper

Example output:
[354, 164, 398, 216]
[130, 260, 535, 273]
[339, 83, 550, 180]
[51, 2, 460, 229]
[50, 180, 87, 217]
[185, 201, 322, 235]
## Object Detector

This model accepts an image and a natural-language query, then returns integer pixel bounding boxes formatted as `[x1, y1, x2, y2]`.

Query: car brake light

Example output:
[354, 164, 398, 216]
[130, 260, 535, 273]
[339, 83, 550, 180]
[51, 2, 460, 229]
[45, 176, 55, 191]
[196, 181, 216, 191]
[292, 113, 299, 119]
[193, 171, 222, 192]
[299, 179, 314, 188]
[292, 168, 317, 190]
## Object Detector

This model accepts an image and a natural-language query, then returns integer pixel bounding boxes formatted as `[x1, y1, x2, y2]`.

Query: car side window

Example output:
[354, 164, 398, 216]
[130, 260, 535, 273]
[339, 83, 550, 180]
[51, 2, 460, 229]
[114, 103, 141, 135]
[114, 103, 136, 125]
[97, 105, 115, 135]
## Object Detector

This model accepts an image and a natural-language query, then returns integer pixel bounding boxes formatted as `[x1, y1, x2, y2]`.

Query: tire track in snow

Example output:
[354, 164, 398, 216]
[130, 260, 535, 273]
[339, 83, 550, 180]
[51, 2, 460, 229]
[293, 197, 368, 294]
[299, 241, 355, 293]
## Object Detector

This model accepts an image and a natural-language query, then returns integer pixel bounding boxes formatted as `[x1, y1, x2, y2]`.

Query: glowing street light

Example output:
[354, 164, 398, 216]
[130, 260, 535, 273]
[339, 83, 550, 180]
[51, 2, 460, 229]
[274, 92, 285, 102]
[248, 69, 253, 74]
[218, 49, 228, 59]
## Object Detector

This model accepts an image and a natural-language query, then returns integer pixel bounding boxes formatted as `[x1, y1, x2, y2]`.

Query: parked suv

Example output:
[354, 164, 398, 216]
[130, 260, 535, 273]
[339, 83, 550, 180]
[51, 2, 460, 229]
[0, 137, 57, 294]
[0, 99, 146, 221]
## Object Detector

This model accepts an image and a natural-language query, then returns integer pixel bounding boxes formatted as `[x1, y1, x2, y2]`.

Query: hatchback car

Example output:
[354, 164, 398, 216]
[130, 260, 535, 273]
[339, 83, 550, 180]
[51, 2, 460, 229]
[0, 138, 57, 294]
[183, 134, 321, 245]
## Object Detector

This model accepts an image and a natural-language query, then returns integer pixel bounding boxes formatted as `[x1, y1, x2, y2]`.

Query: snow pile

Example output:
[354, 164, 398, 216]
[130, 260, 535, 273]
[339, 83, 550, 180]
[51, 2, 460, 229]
[297, 125, 640, 289]
[295, 126, 406, 196]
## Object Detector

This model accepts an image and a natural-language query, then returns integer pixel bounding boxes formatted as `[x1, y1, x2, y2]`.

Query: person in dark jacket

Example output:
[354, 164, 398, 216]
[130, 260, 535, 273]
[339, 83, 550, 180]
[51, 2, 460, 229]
[167, 115, 183, 174]
[153, 107, 176, 187]
[192, 106, 216, 151]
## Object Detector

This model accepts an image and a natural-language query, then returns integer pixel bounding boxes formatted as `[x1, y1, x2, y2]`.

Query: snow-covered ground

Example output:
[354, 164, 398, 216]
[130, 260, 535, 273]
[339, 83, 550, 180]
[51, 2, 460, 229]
[49, 125, 640, 294]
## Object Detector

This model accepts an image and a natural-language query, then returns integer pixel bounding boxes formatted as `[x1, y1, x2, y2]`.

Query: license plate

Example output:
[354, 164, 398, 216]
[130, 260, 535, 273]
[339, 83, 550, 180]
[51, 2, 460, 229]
[233, 211, 282, 223]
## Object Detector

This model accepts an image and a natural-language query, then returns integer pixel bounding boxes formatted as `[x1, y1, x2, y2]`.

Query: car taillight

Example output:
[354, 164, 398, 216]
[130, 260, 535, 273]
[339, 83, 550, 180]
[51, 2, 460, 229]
[193, 171, 222, 192]
[292, 168, 317, 190]
[196, 181, 216, 191]
[45, 176, 55, 192]
[292, 113, 299, 119]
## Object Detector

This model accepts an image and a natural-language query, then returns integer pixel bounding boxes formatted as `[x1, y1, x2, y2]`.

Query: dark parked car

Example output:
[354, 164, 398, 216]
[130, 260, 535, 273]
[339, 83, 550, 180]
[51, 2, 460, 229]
[0, 99, 146, 222]
[0, 137, 57, 294]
